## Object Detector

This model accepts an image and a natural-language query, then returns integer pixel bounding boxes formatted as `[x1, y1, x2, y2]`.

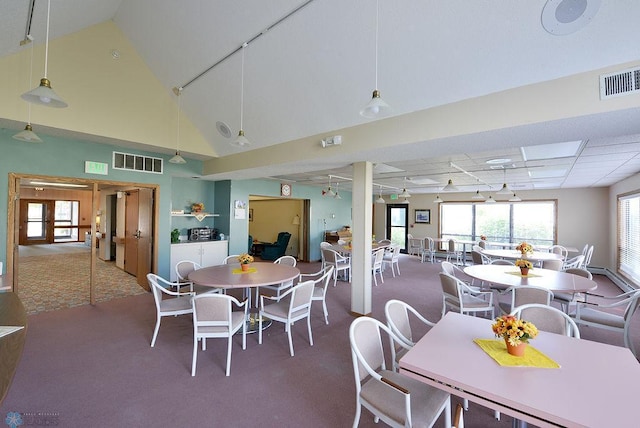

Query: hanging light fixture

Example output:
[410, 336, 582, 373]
[485, 195, 497, 203]
[496, 168, 512, 195]
[168, 87, 187, 164]
[442, 179, 459, 192]
[470, 180, 484, 200]
[375, 186, 385, 204]
[433, 194, 443, 203]
[21, 0, 67, 108]
[360, 0, 391, 119]
[509, 192, 522, 202]
[322, 176, 335, 197]
[14, 36, 43, 143]
[399, 177, 411, 198]
[233, 43, 250, 147]
[334, 182, 342, 199]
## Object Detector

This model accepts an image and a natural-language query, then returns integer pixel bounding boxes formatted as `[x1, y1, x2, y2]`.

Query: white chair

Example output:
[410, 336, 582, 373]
[382, 244, 401, 277]
[573, 289, 640, 357]
[372, 248, 385, 286]
[549, 245, 568, 260]
[175, 260, 222, 295]
[562, 254, 585, 270]
[553, 267, 592, 313]
[541, 259, 563, 271]
[299, 265, 334, 324]
[256, 255, 297, 305]
[384, 299, 436, 372]
[446, 239, 463, 265]
[258, 280, 315, 356]
[584, 245, 594, 267]
[511, 303, 580, 338]
[349, 316, 451, 428]
[439, 272, 494, 319]
[223, 255, 240, 264]
[147, 273, 194, 347]
[421, 237, 436, 263]
[407, 237, 424, 257]
[498, 285, 553, 315]
[490, 259, 514, 265]
[322, 248, 351, 286]
[191, 293, 247, 376]
[378, 239, 392, 246]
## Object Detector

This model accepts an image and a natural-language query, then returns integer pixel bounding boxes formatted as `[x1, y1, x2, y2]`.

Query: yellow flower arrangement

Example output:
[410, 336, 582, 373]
[514, 259, 533, 269]
[515, 241, 533, 254]
[237, 253, 254, 264]
[191, 202, 205, 212]
[480, 235, 487, 241]
[492, 315, 539, 346]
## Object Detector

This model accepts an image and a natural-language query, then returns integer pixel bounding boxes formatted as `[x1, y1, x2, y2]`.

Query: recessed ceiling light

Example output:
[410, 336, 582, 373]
[520, 140, 583, 161]
[486, 158, 512, 165]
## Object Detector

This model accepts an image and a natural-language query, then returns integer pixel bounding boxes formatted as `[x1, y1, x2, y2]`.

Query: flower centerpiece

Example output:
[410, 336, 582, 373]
[492, 315, 539, 356]
[515, 259, 533, 276]
[191, 202, 204, 213]
[515, 241, 533, 255]
[480, 235, 487, 241]
[237, 253, 254, 271]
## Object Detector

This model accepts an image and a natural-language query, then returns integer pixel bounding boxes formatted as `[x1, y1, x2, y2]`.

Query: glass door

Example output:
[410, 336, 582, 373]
[19, 200, 54, 245]
[386, 204, 409, 252]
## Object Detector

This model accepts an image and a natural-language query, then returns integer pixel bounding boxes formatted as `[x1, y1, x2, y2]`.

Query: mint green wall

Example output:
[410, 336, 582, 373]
[170, 177, 217, 237]
[228, 179, 352, 261]
[0, 128, 202, 279]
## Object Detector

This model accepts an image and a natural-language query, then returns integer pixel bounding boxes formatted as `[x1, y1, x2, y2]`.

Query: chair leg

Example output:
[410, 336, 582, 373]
[322, 300, 329, 325]
[191, 335, 198, 376]
[258, 313, 263, 344]
[150, 316, 161, 347]
[225, 336, 232, 376]
[287, 322, 295, 356]
[307, 315, 314, 347]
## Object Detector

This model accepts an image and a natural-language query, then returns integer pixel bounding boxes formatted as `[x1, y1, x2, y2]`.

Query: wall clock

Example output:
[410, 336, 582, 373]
[281, 183, 292, 197]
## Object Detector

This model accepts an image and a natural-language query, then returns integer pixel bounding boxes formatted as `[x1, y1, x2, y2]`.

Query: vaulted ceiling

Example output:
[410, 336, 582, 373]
[2, 0, 640, 194]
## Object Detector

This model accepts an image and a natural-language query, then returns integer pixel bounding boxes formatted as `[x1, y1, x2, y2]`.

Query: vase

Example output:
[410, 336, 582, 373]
[241, 263, 250, 272]
[505, 338, 527, 357]
[520, 267, 529, 276]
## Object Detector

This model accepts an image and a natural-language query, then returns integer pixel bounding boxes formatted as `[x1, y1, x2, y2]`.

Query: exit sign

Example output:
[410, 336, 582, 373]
[85, 161, 108, 175]
[390, 194, 398, 200]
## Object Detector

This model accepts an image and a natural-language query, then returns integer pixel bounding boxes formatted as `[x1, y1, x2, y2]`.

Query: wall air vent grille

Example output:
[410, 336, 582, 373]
[600, 67, 640, 99]
[113, 151, 163, 174]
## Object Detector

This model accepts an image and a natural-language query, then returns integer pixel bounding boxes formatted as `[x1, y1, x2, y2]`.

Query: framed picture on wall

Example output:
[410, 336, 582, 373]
[415, 209, 431, 224]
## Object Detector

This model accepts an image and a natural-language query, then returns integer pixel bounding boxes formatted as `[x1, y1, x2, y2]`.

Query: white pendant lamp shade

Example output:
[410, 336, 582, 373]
[169, 87, 187, 164]
[442, 179, 459, 192]
[360, 0, 390, 119]
[399, 188, 411, 198]
[433, 194, 443, 203]
[233, 43, 251, 147]
[13, 124, 42, 143]
[485, 195, 496, 203]
[361, 90, 390, 119]
[376, 195, 385, 204]
[496, 182, 512, 195]
[21, 0, 67, 108]
[509, 192, 522, 202]
[471, 189, 485, 200]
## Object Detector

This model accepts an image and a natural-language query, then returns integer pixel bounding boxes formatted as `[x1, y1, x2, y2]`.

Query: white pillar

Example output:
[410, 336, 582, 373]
[350, 161, 373, 316]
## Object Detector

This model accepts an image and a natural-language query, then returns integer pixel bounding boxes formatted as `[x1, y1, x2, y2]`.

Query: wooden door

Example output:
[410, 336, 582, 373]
[124, 189, 153, 290]
[19, 200, 54, 245]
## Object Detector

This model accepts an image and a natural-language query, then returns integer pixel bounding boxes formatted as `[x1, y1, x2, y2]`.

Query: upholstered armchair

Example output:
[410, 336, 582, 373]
[260, 232, 291, 260]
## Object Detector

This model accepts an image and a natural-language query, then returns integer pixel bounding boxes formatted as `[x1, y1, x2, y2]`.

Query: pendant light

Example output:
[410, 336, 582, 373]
[375, 186, 385, 204]
[496, 168, 512, 195]
[169, 87, 187, 164]
[334, 182, 342, 199]
[399, 177, 411, 199]
[360, 0, 391, 119]
[485, 195, 497, 203]
[21, 0, 67, 108]
[442, 179, 459, 192]
[433, 194, 443, 203]
[14, 37, 43, 143]
[509, 192, 522, 202]
[322, 176, 335, 197]
[233, 43, 251, 147]
[471, 180, 485, 200]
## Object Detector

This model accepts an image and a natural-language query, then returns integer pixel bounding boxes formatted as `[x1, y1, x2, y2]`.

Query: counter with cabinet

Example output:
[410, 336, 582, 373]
[169, 240, 228, 282]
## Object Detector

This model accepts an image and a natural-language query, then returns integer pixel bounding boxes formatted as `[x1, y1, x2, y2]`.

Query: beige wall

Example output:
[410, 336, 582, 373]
[249, 199, 303, 258]
[373, 187, 611, 269]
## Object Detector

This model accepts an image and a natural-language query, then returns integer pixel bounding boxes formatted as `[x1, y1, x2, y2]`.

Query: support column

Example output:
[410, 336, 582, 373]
[350, 161, 373, 316]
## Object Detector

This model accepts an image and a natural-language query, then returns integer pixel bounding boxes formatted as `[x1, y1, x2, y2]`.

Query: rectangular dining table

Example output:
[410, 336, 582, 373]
[399, 312, 640, 428]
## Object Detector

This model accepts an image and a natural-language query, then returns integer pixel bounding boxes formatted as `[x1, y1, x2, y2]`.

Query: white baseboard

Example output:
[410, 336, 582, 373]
[589, 266, 636, 292]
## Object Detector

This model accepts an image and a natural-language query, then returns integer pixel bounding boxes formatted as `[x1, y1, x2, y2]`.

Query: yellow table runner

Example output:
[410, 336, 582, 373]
[505, 271, 542, 278]
[474, 339, 560, 368]
[232, 267, 257, 274]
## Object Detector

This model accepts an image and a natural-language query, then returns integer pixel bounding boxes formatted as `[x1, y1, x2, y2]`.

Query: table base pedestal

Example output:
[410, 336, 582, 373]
[244, 313, 272, 334]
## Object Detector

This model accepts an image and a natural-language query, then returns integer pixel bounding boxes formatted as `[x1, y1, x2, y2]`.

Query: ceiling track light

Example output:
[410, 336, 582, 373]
[21, 0, 67, 108]
[14, 39, 42, 143]
[169, 87, 187, 164]
[233, 43, 250, 147]
[360, 0, 390, 119]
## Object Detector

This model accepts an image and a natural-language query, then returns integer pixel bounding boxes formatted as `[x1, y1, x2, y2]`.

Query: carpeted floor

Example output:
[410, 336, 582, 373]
[17, 246, 145, 315]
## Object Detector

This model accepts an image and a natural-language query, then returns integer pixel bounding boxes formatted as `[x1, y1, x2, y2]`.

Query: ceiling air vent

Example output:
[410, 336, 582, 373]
[600, 67, 640, 100]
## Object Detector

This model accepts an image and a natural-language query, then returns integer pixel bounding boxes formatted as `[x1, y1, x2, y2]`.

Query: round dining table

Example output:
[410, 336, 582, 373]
[481, 249, 564, 263]
[188, 262, 300, 332]
[463, 264, 597, 293]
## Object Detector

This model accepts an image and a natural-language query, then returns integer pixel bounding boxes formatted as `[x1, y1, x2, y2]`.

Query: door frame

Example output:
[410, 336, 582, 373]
[385, 203, 410, 253]
[6, 173, 159, 304]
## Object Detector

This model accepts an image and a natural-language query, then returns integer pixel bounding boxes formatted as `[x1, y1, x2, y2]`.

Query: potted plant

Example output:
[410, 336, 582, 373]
[492, 315, 538, 356]
[515, 241, 533, 255]
[515, 259, 533, 276]
[237, 253, 254, 271]
[171, 228, 180, 244]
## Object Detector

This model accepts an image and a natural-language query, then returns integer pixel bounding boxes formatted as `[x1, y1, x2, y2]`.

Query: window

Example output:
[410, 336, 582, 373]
[54, 200, 79, 241]
[618, 193, 640, 285]
[440, 201, 556, 247]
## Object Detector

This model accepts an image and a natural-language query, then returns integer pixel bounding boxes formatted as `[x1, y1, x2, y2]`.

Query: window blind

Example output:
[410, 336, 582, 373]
[618, 193, 640, 286]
